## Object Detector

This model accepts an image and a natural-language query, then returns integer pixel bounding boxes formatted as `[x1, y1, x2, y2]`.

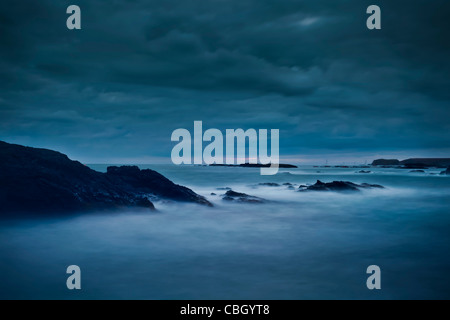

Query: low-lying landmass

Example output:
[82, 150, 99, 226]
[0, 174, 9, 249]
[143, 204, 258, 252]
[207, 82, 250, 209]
[210, 163, 298, 168]
[372, 158, 450, 168]
[0, 141, 211, 215]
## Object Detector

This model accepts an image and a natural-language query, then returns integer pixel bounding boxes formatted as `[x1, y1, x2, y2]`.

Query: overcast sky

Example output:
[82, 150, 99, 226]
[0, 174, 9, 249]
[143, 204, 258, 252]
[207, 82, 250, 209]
[1, 0, 449, 164]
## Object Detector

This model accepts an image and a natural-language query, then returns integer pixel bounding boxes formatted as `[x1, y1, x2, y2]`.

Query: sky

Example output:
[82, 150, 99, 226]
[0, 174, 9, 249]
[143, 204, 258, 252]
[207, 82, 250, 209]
[0, 0, 449, 164]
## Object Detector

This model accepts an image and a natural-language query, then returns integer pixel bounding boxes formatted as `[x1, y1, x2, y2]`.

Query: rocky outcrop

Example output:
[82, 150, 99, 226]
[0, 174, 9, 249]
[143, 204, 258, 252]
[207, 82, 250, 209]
[0, 141, 211, 215]
[298, 180, 384, 192]
[258, 182, 280, 187]
[222, 190, 266, 203]
[106, 166, 211, 206]
[440, 167, 450, 175]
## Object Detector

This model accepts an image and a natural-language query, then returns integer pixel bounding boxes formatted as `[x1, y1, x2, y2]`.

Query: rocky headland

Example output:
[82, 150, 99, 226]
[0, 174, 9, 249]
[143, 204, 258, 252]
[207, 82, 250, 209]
[0, 141, 211, 215]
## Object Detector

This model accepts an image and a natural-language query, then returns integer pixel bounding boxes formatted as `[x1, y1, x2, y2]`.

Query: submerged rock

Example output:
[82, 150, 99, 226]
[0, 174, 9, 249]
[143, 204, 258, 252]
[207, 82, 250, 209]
[0, 141, 211, 215]
[410, 170, 425, 173]
[222, 190, 266, 204]
[281, 182, 295, 190]
[357, 170, 372, 174]
[440, 167, 450, 175]
[298, 180, 384, 192]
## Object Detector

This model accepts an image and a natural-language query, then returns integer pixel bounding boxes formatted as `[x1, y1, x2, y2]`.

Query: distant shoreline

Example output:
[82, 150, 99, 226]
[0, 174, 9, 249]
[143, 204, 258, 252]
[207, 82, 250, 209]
[372, 158, 450, 168]
[210, 163, 298, 168]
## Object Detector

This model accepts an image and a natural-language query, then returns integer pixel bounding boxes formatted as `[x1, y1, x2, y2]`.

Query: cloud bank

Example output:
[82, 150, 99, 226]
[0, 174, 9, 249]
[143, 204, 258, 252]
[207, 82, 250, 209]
[0, 0, 449, 163]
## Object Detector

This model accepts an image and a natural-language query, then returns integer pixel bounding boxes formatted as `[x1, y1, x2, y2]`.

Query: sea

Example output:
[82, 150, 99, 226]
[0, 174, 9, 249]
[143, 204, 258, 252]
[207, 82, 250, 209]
[0, 165, 449, 299]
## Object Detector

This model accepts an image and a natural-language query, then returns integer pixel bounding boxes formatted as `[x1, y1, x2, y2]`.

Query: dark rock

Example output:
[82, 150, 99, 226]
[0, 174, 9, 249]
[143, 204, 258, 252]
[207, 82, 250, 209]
[210, 193, 217, 195]
[409, 170, 425, 173]
[258, 182, 280, 187]
[440, 167, 450, 175]
[0, 141, 211, 215]
[282, 182, 295, 190]
[357, 170, 372, 174]
[298, 180, 384, 192]
[372, 159, 400, 166]
[106, 165, 211, 206]
[300, 180, 359, 192]
[222, 190, 266, 204]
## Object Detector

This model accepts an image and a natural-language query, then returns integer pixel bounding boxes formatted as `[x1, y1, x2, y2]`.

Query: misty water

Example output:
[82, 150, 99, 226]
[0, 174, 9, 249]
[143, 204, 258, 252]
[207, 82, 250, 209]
[1, 165, 449, 299]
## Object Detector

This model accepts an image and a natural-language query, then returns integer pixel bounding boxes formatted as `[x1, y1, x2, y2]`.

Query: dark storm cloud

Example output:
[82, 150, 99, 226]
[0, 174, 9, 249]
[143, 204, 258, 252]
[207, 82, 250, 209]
[0, 0, 449, 162]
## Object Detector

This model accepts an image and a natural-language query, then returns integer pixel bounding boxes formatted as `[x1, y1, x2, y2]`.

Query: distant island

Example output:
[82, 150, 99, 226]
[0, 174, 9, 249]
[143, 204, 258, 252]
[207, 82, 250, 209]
[210, 163, 298, 168]
[372, 158, 450, 168]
